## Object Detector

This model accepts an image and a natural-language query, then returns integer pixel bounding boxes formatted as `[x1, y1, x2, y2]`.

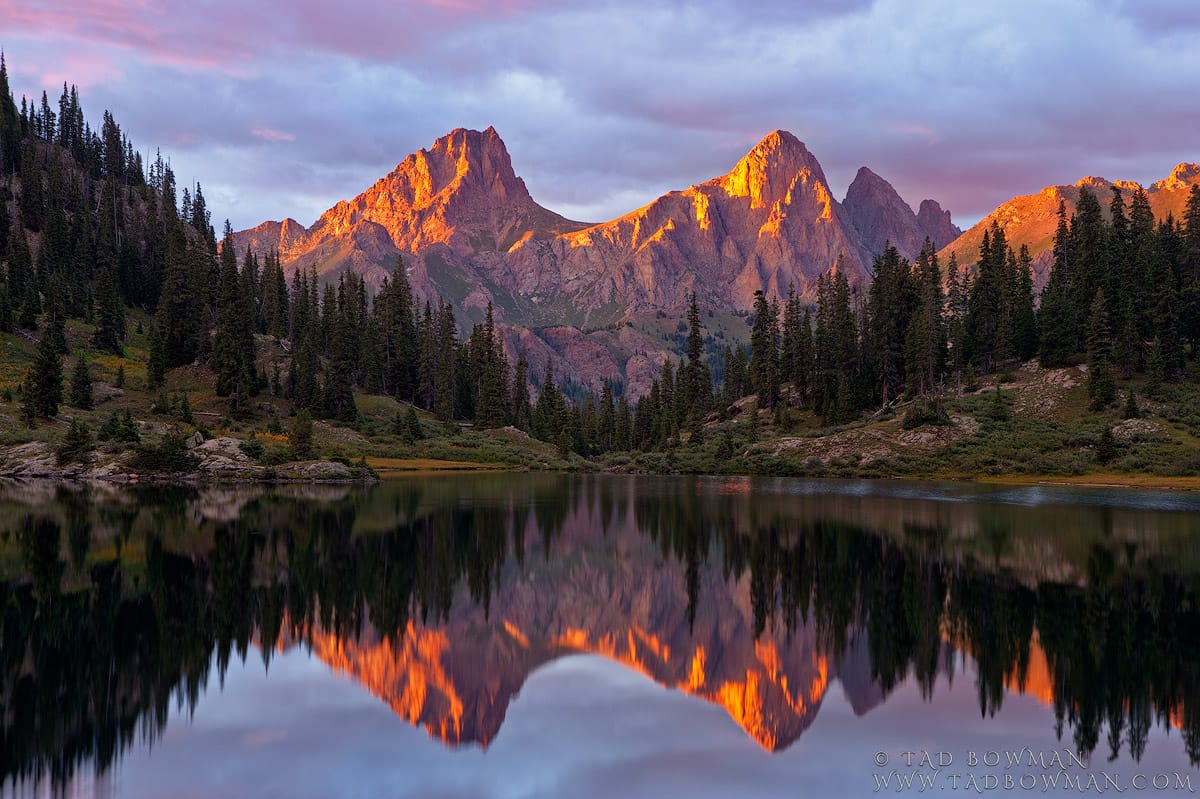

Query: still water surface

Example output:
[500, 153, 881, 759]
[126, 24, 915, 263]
[3, 475, 1200, 797]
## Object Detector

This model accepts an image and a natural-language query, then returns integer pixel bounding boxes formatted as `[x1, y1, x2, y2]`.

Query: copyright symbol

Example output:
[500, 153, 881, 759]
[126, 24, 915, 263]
[875, 752, 888, 767]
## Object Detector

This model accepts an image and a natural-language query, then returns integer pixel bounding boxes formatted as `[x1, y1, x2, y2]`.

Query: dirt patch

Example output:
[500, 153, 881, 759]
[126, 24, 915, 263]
[1009, 363, 1083, 417]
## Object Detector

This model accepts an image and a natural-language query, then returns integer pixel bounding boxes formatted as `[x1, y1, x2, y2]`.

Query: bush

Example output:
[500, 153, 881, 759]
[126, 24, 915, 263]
[56, 418, 93, 465]
[239, 438, 265, 460]
[902, 397, 952, 429]
[130, 432, 200, 473]
[98, 410, 140, 444]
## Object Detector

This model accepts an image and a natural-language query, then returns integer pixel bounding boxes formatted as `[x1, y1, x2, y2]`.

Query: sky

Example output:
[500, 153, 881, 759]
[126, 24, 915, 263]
[1, 0, 1199, 232]
[84, 648, 1195, 799]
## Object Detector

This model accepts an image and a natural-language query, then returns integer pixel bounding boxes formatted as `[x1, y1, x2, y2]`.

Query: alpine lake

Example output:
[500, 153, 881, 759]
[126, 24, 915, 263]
[3, 474, 1200, 798]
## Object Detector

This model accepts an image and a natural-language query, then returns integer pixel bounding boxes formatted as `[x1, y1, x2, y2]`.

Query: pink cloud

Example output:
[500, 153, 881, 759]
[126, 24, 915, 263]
[252, 127, 296, 143]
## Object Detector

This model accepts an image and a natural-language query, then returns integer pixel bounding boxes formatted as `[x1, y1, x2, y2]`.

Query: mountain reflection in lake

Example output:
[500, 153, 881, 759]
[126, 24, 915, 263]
[2, 475, 1200, 798]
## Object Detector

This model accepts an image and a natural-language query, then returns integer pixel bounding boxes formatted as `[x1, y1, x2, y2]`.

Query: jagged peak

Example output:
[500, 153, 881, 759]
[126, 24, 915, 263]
[1151, 162, 1200, 193]
[1075, 175, 1113, 192]
[722, 130, 827, 208]
[845, 166, 907, 204]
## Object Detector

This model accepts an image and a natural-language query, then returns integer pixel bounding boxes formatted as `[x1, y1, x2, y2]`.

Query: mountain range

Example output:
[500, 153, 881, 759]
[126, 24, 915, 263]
[234, 128, 960, 323]
[234, 127, 1199, 394]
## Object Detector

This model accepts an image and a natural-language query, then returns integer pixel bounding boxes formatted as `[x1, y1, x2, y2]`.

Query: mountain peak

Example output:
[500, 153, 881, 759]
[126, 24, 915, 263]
[722, 130, 826, 207]
[1151, 162, 1200, 193]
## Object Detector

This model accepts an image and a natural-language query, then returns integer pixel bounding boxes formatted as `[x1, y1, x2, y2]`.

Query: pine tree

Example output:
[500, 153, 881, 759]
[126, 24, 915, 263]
[1013, 245, 1038, 360]
[615, 395, 632, 451]
[1086, 290, 1117, 410]
[904, 240, 946, 396]
[511, 351, 531, 431]
[68, 352, 92, 409]
[92, 266, 124, 354]
[56, 417, 93, 465]
[683, 292, 709, 419]
[1039, 203, 1076, 367]
[1180, 185, 1200, 352]
[288, 409, 314, 459]
[212, 226, 254, 411]
[474, 303, 506, 428]
[27, 331, 63, 419]
[868, 244, 915, 404]
[748, 290, 779, 407]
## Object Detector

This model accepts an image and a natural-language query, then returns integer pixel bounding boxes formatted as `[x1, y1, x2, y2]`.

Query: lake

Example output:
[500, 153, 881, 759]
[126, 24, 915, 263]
[3, 474, 1200, 797]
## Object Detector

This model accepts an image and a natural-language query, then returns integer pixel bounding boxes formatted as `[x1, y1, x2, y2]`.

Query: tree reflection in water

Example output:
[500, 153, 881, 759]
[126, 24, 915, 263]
[2, 475, 1199, 792]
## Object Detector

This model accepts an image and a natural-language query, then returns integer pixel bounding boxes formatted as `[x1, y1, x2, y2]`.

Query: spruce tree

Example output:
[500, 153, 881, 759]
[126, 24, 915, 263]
[748, 290, 779, 407]
[212, 227, 254, 411]
[511, 351, 531, 431]
[1086, 290, 1117, 410]
[92, 266, 125, 354]
[68, 352, 92, 409]
[1038, 205, 1076, 367]
[683, 292, 709, 418]
[28, 331, 63, 419]
[288, 409, 314, 459]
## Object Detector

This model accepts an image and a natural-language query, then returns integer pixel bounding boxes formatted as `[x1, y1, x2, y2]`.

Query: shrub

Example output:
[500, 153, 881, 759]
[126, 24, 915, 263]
[130, 432, 200, 473]
[902, 397, 952, 429]
[97, 410, 140, 444]
[239, 438, 265, 460]
[289, 410, 314, 460]
[56, 418, 93, 465]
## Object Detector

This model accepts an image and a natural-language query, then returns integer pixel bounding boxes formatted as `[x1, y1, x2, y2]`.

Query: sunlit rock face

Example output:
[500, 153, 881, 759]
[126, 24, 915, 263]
[940, 163, 1200, 284]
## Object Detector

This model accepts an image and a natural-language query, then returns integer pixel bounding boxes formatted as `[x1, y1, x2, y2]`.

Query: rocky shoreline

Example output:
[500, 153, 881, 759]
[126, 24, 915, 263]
[0, 436, 378, 484]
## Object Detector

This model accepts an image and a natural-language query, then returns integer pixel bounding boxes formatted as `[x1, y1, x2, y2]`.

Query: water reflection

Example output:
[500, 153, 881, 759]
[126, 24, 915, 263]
[2, 476, 1200, 793]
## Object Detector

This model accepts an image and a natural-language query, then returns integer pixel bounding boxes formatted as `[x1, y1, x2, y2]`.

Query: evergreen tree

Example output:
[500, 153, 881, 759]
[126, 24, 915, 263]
[288, 409, 314, 459]
[27, 331, 63, 419]
[212, 228, 253, 409]
[511, 351, 531, 431]
[1012, 245, 1038, 360]
[904, 240, 946, 396]
[615, 395, 632, 451]
[1180, 185, 1200, 352]
[1086, 290, 1117, 410]
[56, 417, 93, 464]
[473, 303, 507, 428]
[868, 244, 916, 403]
[321, 286, 359, 423]
[1039, 203, 1076, 366]
[682, 292, 710, 419]
[68, 352, 92, 409]
[92, 266, 124, 354]
[748, 290, 779, 407]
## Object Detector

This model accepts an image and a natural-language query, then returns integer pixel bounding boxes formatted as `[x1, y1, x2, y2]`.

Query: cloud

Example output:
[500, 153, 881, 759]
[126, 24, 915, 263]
[251, 127, 295, 143]
[1, 0, 1196, 231]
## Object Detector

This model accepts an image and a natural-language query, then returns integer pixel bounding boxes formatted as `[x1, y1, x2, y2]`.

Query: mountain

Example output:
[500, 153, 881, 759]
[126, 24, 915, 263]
[842, 167, 961, 262]
[940, 162, 1200, 282]
[235, 128, 957, 318]
[234, 128, 959, 394]
[232, 126, 588, 306]
[297, 510, 862, 752]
